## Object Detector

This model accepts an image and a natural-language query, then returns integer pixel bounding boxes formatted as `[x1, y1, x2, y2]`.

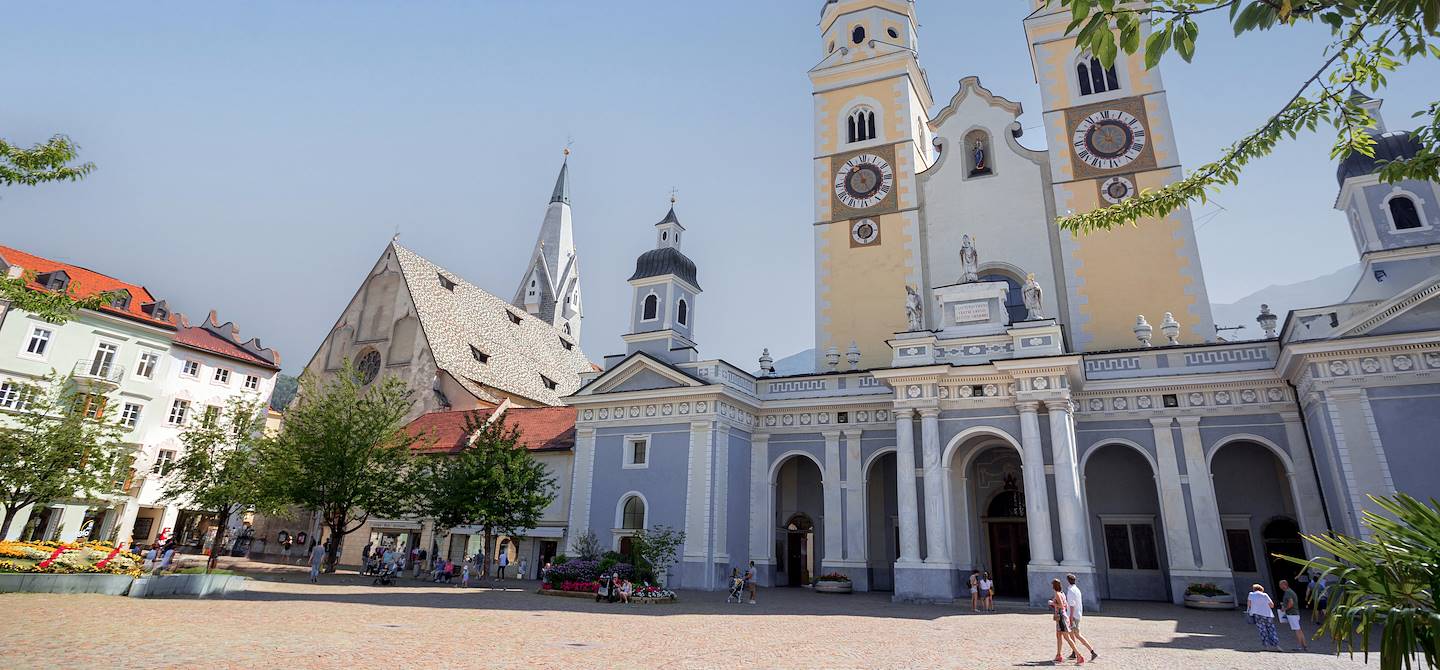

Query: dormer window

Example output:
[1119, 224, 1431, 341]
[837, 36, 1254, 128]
[559, 337, 574, 351]
[38, 271, 69, 292]
[540, 375, 558, 391]
[110, 290, 132, 310]
[506, 311, 522, 325]
[438, 273, 456, 291]
[470, 345, 489, 364]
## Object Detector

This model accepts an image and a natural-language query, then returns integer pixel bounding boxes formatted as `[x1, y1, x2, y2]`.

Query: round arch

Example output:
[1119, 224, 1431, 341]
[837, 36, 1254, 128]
[862, 446, 897, 483]
[1079, 437, 1158, 475]
[769, 449, 826, 485]
[1205, 433, 1295, 475]
[943, 425, 1023, 471]
[613, 491, 650, 530]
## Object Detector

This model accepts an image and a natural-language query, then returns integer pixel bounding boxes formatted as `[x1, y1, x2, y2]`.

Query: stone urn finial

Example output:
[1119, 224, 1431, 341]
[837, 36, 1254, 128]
[825, 346, 841, 372]
[1134, 315, 1153, 347]
[845, 341, 862, 370]
[1161, 312, 1181, 345]
[1257, 304, 1278, 338]
[759, 348, 775, 377]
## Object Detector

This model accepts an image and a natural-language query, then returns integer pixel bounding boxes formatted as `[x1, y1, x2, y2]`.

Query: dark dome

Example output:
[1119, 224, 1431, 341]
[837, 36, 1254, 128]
[1337, 131, 1420, 186]
[630, 246, 700, 289]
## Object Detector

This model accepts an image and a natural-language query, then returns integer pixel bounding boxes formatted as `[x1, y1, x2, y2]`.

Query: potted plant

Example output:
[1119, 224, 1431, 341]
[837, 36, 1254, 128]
[815, 572, 852, 593]
[1183, 582, 1235, 610]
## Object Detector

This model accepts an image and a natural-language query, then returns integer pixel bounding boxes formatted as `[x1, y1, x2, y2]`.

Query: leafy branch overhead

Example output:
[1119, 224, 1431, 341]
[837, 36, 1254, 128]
[1053, 0, 1440, 233]
[0, 135, 95, 187]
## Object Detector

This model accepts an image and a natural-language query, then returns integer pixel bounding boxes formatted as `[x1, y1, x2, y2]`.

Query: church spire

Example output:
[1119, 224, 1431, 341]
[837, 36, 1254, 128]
[513, 149, 583, 340]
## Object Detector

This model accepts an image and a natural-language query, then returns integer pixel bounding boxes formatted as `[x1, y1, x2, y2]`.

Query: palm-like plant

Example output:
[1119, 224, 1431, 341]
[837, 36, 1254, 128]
[1280, 494, 1439, 670]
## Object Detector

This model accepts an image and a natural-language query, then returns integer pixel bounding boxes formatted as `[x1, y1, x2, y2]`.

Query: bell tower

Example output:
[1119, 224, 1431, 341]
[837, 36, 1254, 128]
[812, 0, 934, 370]
[1024, 1, 1214, 350]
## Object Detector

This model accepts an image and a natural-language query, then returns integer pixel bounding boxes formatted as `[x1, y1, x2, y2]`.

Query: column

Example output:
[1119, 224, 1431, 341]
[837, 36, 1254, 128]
[1016, 402, 1056, 565]
[1045, 400, 1090, 565]
[1177, 416, 1228, 570]
[822, 431, 843, 563]
[565, 428, 597, 554]
[919, 409, 950, 564]
[56, 504, 86, 543]
[112, 499, 142, 550]
[893, 409, 922, 564]
[951, 474, 972, 566]
[1149, 418, 1196, 570]
[682, 421, 714, 563]
[748, 434, 772, 563]
[1281, 413, 1331, 547]
[843, 429, 866, 562]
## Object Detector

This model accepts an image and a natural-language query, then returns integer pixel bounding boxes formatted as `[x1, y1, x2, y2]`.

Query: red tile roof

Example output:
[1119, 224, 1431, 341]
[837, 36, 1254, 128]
[0, 244, 175, 328]
[407, 406, 576, 455]
[173, 321, 281, 370]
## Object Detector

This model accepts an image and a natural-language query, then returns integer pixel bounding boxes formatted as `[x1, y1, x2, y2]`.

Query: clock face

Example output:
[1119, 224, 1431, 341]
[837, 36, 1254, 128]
[833, 153, 894, 209]
[851, 218, 879, 245]
[1100, 175, 1136, 204]
[1072, 110, 1146, 170]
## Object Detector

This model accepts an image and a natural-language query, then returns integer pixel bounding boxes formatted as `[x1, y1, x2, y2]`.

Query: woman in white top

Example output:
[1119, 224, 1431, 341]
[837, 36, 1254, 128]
[979, 572, 995, 611]
[1245, 583, 1281, 651]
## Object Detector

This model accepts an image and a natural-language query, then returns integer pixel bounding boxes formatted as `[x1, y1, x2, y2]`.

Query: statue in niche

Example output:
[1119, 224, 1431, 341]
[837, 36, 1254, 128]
[967, 130, 992, 177]
[905, 284, 924, 331]
[959, 235, 980, 283]
[1022, 272, 1044, 321]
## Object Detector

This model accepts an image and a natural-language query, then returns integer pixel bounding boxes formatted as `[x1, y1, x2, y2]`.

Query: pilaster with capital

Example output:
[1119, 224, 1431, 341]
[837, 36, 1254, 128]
[748, 434, 772, 564]
[1149, 418, 1196, 571]
[1176, 416, 1228, 571]
[1016, 401, 1056, 565]
[566, 427, 597, 554]
[843, 429, 866, 562]
[1045, 399, 1090, 566]
[822, 431, 844, 564]
[893, 409, 922, 564]
[919, 408, 950, 564]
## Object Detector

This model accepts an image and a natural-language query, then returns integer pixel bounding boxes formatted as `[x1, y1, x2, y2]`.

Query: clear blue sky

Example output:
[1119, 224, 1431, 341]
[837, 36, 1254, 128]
[3, 2, 1435, 375]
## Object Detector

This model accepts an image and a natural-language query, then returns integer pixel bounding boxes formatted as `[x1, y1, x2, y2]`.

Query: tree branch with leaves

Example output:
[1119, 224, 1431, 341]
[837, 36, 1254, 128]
[1051, 0, 1440, 233]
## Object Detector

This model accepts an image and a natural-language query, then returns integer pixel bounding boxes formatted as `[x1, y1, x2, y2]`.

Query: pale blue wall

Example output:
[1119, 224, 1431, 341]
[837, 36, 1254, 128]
[1367, 383, 1440, 505]
[725, 429, 751, 568]
[1361, 181, 1440, 249]
[1083, 444, 1169, 601]
[587, 423, 692, 551]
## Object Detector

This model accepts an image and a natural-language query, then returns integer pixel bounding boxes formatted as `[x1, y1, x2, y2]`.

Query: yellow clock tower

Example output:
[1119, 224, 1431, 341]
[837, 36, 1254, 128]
[1024, 1, 1214, 350]
[812, 0, 935, 370]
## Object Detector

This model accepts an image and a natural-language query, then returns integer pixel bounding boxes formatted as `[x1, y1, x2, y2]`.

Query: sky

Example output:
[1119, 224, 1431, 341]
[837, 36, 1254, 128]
[2, 2, 1436, 375]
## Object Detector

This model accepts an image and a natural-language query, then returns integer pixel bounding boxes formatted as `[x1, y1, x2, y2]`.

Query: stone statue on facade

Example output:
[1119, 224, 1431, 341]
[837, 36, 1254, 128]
[905, 284, 924, 331]
[1021, 272, 1043, 320]
[959, 235, 979, 283]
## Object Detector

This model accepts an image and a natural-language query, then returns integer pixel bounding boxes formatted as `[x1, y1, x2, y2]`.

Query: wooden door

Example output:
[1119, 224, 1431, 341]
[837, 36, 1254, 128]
[988, 522, 1030, 598]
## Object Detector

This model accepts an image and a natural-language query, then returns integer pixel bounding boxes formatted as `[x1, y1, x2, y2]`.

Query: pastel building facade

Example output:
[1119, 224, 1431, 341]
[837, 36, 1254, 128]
[562, 0, 1440, 610]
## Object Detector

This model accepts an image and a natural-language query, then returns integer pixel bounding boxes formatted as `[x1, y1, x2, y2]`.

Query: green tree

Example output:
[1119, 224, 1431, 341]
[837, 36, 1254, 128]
[0, 373, 130, 539]
[629, 525, 685, 586]
[1, 135, 94, 187]
[1051, 0, 1439, 233]
[160, 398, 281, 571]
[1281, 494, 1440, 670]
[413, 410, 556, 580]
[265, 362, 418, 572]
[1, 271, 117, 325]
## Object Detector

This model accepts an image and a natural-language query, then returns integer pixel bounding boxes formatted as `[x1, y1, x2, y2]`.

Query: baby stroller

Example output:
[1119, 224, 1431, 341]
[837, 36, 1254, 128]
[726, 575, 746, 603]
[373, 562, 399, 586]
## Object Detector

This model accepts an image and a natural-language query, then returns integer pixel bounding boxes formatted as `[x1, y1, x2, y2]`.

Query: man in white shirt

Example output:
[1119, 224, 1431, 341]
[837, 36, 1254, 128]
[1065, 574, 1098, 662]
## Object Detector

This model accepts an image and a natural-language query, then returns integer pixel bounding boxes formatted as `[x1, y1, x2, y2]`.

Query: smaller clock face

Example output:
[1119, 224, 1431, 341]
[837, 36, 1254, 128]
[1100, 175, 1136, 204]
[1073, 110, 1147, 170]
[851, 218, 879, 245]
[834, 153, 894, 209]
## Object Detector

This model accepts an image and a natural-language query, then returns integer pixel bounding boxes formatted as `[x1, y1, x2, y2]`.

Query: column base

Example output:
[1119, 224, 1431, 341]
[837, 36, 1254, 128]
[1027, 563, 1099, 611]
[892, 561, 958, 603]
[820, 560, 871, 592]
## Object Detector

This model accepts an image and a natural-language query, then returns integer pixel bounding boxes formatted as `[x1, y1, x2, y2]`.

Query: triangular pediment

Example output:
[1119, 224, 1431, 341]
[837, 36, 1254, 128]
[1340, 274, 1440, 338]
[574, 352, 709, 396]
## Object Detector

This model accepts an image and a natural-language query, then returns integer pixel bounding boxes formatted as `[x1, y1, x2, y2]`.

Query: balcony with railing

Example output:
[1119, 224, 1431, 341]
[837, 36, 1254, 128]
[72, 359, 124, 391]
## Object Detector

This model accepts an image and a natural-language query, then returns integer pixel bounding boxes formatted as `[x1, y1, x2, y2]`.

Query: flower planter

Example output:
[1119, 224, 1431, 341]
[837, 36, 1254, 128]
[1184, 593, 1236, 610]
[0, 573, 135, 596]
[815, 580, 852, 594]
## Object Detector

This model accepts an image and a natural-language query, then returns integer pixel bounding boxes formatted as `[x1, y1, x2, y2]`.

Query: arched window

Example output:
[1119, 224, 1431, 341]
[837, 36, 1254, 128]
[1077, 55, 1119, 95]
[676, 298, 688, 326]
[642, 294, 658, 321]
[847, 107, 877, 143]
[622, 496, 646, 529]
[979, 273, 1028, 324]
[1389, 195, 1423, 230]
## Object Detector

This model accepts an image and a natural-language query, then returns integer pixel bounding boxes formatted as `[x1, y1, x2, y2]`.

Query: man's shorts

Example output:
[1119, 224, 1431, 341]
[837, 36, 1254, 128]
[1284, 614, 1301, 630]
[1069, 615, 1082, 633]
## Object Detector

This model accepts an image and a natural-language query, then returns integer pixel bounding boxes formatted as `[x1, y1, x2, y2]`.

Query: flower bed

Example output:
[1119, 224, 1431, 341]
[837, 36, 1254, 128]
[0, 541, 142, 577]
[557, 580, 599, 593]
[815, 572, 852, 593]
[632, 585, 676, 601]
[1183, 583, 1235, 610]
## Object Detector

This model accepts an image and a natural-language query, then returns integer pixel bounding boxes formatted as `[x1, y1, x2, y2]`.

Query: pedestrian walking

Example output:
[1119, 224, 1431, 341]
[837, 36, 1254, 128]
[968, 570, 980, 612]
[1278, 579, 1308, 651]
[745, 560, 758, 605]
[309, 541, 325, 583]
[1311, 572, 1330, 624]
[497, 549, 509, 581]
[979, 571, 995, 611]
[517, 557, 528, 581]
[1064, 574, 1098, 662]
[462, 558, 472, 588]
[157, 540, 176, 575]
[361, 541, 373, 568]
[1048, 578, 1084, 664]
[142, 545, 157, 573]
[1246, 583, 1282, 652]
[411, 547, 422, 579]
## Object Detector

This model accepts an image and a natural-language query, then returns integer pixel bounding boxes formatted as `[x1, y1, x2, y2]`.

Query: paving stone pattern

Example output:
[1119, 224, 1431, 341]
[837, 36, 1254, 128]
[0, 565, 1373, 669]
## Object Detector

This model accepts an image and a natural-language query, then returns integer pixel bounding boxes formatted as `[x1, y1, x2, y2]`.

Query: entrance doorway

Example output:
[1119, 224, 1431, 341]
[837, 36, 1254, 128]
[985, 483, 1029, 598]
[784, 514, 814, 587]
[1262, 517, 1304, 595]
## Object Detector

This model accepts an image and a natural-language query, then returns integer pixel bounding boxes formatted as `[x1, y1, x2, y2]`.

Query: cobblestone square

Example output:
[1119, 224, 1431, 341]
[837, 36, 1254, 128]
[0, 566, 1373, 670]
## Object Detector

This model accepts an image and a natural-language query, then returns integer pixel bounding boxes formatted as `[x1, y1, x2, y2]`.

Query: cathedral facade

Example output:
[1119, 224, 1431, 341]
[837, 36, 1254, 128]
[565, 0, 1440, 608]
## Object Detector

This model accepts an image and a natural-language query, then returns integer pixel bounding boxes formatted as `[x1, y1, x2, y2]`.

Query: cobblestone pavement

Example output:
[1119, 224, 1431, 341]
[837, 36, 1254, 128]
[0, 562, 1372, 669]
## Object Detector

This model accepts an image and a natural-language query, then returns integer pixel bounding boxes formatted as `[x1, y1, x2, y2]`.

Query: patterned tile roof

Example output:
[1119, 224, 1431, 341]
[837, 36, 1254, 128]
[406, 406, 576, 454]
[173, 310, 281, 370]
[391, 242, 592, 406]
[0, 244, 176, 329]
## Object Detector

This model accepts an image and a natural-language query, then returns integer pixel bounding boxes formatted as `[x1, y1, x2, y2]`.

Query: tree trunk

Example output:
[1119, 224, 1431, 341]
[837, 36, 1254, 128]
[206, 510, 230, 572]
[323, 513, 347, 573]
[0, 500, 33, 541]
